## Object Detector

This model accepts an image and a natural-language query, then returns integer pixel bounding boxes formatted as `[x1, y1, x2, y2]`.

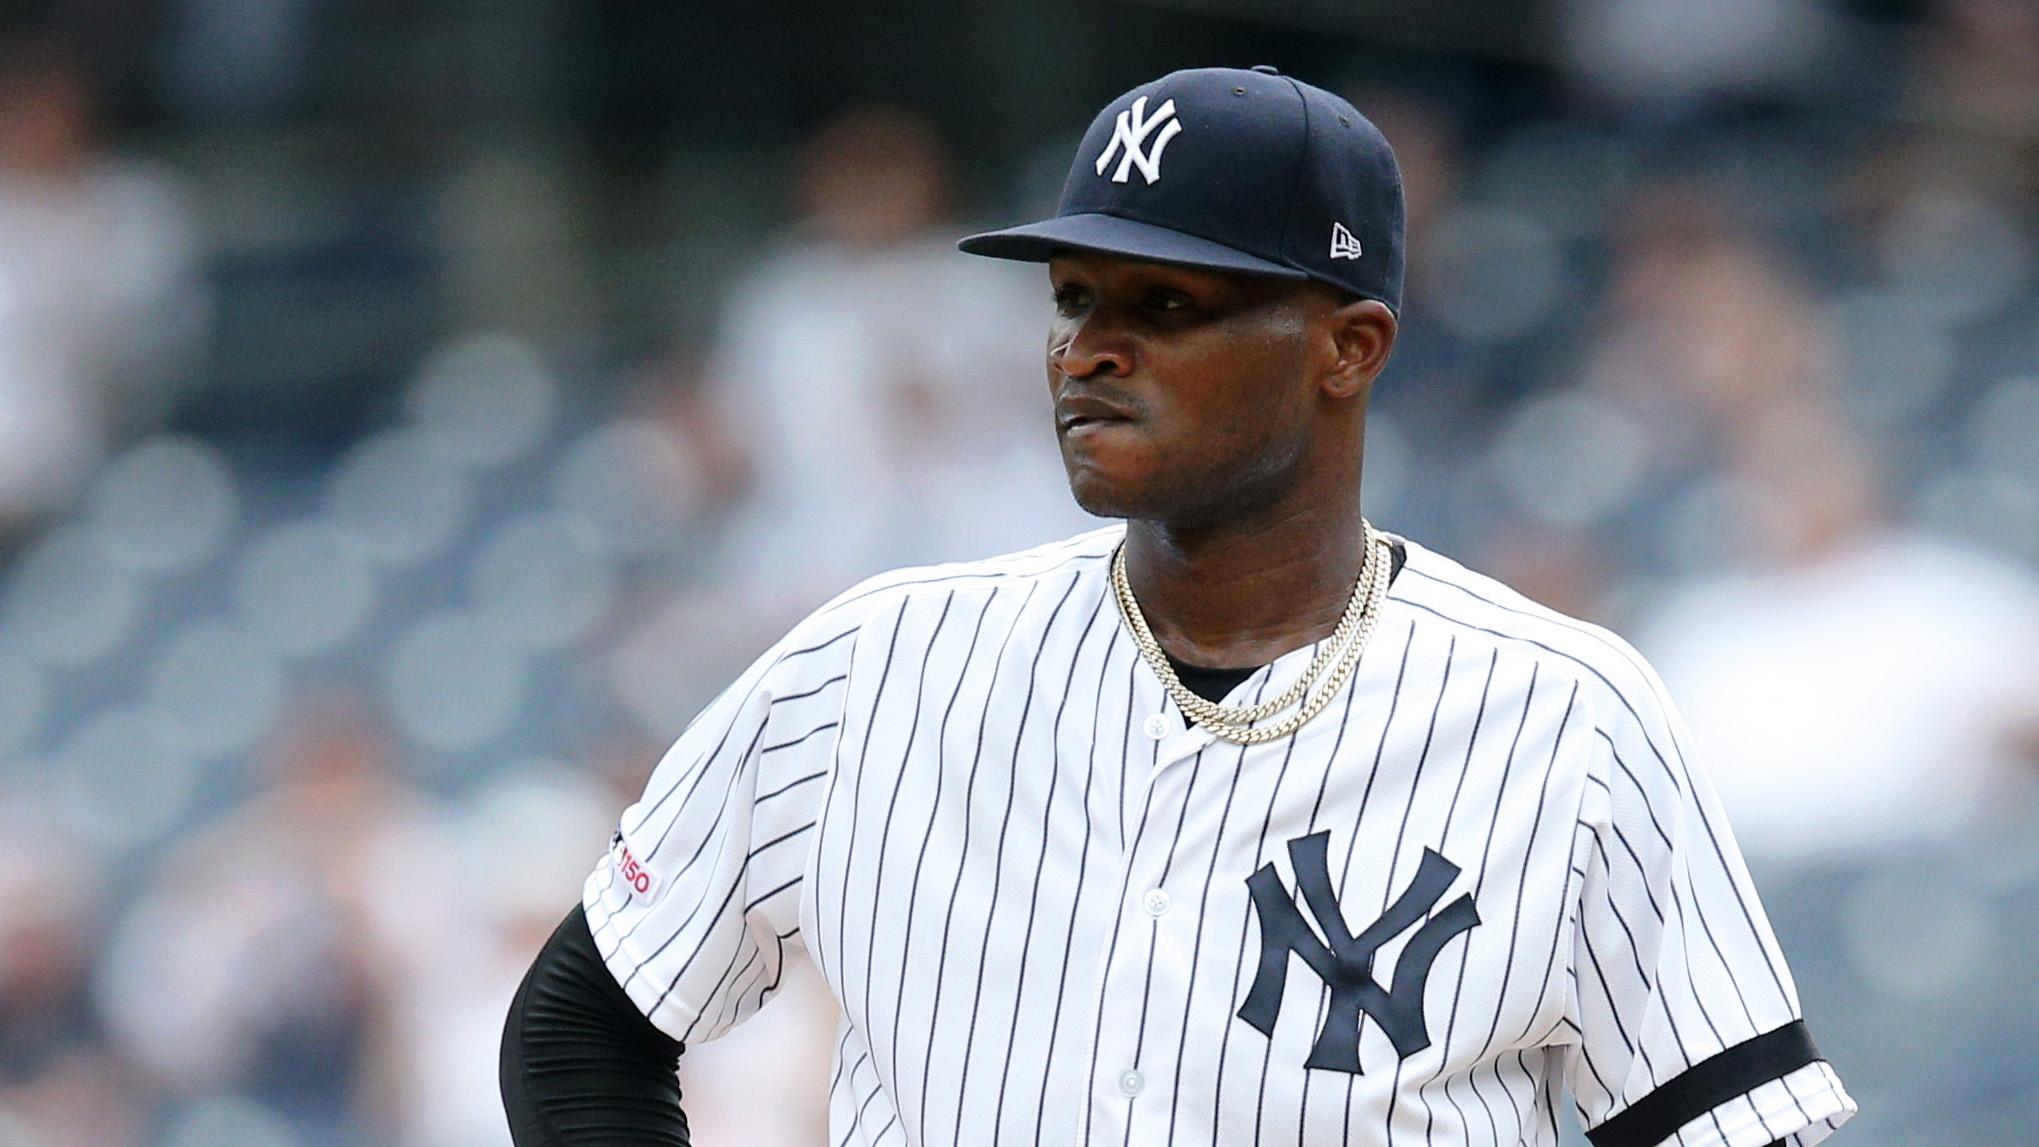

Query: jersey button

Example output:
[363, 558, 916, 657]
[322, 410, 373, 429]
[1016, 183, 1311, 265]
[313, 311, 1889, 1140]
[1142, 713, 1170, 740]
[1142, 888, 1171, 917]
[1117, 1069, 1144, 1097]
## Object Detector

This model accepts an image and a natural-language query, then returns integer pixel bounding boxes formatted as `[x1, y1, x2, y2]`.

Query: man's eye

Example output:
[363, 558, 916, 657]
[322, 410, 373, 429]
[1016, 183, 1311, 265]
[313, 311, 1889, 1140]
[1052, 286, 1088, 313]
[1145, 290, 1190, 312]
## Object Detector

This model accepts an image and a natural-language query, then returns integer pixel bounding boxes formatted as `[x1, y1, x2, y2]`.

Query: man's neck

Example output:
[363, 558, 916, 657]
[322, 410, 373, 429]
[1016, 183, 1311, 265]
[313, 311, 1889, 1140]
[1121, 502, 1371, 671]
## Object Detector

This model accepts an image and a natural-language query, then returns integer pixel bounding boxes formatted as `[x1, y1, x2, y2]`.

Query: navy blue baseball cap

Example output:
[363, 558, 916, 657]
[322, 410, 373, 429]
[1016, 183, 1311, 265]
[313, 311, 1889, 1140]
[959, 65, 1405, 312]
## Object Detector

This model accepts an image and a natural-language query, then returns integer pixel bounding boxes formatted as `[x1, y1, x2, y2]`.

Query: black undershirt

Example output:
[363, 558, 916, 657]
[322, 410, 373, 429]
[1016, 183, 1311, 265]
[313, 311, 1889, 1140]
[502, 905, 691, 1145]
[1166, 656, 1263, 704]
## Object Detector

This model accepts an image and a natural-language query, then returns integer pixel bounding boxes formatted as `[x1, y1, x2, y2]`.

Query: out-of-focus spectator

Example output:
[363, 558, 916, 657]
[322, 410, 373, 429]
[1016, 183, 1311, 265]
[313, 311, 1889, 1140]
[0, 1046, 149, 1147]
[93, 694, 417, 1141]
[369, 765, 614, 1147]
[0, 14, 205, 551]
[1558, 0, 1845, 115]
[84, 690, 629, 1147]
[703, 103, 1090, 612]
[0, 816, 151, 1147]
[1640, 421, 2039, 867]
[1609, 212, 2039, 868]
[0, 821, 101, 1081]
[1585, 187, 1829, 462]
[1906, 0, 2039, 144]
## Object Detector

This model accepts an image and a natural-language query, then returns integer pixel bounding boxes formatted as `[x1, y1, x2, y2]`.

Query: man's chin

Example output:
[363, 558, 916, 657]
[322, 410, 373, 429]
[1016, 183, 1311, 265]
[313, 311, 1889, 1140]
[1064, 471, 1145, 521]
[1065, 467, 1279, 532]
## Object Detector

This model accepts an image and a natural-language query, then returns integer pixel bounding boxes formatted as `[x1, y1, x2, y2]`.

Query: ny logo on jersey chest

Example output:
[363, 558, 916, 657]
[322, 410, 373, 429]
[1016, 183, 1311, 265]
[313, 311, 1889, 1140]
[1237, 832, 1480, 1074]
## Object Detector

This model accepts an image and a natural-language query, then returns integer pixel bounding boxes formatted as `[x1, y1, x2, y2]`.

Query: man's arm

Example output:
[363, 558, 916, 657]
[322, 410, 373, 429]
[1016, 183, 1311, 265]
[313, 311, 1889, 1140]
[1564, 654, 1856, 1146]
[500, 904, 691, 1146]
[501, 584, 870, 1142]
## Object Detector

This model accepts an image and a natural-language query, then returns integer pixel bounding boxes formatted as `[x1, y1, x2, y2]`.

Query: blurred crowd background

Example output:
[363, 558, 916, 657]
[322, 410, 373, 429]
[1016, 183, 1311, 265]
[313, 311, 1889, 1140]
[0, 0, 2035, 1143]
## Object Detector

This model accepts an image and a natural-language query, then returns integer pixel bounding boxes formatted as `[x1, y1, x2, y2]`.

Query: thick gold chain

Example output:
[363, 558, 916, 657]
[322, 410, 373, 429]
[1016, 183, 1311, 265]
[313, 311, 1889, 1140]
[1110, 522, 1390, 745]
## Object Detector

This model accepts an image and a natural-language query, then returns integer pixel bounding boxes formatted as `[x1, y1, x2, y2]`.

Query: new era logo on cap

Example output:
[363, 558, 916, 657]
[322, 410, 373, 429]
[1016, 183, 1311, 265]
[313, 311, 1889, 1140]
[1330, 222, 1362, 260]
[1095, 96, 1182, 185]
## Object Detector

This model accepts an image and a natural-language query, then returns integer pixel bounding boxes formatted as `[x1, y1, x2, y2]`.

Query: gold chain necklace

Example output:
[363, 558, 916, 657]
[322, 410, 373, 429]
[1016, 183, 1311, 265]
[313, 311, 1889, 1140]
[1110, 521, 1390, 745]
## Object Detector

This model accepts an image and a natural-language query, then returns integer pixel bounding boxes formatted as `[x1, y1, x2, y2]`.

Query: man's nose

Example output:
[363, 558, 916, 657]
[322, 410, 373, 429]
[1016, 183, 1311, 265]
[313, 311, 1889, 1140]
[1050, 314, 1132, 379]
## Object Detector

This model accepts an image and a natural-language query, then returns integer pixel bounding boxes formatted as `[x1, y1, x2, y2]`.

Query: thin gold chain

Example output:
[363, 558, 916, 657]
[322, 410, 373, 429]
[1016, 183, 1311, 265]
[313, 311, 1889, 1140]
[1110, 522, 1390, 745]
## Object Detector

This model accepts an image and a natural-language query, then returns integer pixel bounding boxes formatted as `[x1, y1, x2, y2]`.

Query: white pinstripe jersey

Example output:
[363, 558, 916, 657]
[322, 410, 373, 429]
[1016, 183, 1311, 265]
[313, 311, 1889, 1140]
[585, 526, 1857, 1147]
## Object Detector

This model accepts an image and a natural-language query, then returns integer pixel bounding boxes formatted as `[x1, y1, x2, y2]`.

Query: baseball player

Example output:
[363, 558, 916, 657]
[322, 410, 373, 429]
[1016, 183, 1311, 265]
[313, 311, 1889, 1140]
[501, 66, 1856, 1146]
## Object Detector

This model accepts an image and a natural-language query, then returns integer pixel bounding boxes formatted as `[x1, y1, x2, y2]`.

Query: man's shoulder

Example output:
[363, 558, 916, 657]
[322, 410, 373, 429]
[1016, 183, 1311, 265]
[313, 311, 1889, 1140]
[1389, 534, 1680, 741]
[787, 525, 1123, 642]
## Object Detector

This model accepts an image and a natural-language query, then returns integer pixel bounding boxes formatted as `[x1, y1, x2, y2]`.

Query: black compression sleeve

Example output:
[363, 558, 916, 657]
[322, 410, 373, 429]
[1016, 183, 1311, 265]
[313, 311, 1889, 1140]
[501, 903, 692, 1146]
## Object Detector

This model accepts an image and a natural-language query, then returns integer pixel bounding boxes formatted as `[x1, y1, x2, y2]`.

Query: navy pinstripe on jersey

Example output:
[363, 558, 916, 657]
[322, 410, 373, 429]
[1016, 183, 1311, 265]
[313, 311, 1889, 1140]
[583, 526, 1856, 1146]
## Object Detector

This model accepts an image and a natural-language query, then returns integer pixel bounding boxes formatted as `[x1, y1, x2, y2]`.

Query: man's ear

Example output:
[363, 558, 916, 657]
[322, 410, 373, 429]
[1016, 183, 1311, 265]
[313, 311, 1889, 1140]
[1322, 298, 1397, 401]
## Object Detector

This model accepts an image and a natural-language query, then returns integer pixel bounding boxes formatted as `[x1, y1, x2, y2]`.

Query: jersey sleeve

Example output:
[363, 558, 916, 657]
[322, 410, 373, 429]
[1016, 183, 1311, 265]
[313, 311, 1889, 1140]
[582, 613, 860, 1046]
[1561, 674, 1857, 1147]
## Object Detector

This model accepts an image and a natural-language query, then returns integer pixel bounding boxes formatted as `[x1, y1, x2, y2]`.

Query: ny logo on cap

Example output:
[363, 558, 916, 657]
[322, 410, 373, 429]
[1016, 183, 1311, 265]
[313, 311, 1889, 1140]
[1095, 95, 1182, 185]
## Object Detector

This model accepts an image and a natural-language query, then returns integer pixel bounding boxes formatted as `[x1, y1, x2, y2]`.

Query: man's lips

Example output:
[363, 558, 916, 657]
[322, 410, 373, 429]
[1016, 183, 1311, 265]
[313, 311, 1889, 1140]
[1055, 394, 1137, 432]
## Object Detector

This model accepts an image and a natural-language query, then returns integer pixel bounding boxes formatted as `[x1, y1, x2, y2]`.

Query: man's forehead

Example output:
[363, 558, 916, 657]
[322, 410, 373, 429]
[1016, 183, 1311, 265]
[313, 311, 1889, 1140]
[1046, 249, 1296, 291]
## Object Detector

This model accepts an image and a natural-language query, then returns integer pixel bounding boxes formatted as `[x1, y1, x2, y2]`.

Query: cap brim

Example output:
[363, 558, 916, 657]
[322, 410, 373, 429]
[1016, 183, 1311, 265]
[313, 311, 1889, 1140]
[957, 213, 1305, 280]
